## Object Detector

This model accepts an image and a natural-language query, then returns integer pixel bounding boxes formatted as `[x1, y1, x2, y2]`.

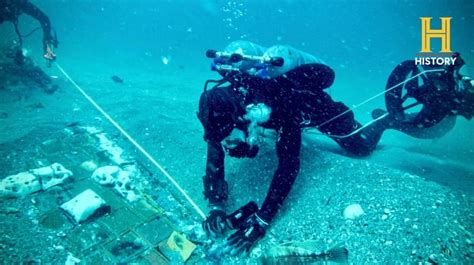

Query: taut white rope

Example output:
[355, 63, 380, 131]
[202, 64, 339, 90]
[315, 68, 445, 130]
[55, 62, 206, 220]
[304, 112, 390, 138]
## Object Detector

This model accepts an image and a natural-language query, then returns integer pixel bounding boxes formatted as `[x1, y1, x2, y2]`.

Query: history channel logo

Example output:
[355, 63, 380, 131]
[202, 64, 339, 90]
[415, 17, 457, 66]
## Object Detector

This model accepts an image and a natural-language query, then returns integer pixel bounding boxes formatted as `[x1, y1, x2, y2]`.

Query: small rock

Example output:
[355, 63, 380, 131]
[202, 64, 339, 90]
[250, 246, 262, 259]
[65, 253, 81, 265]
[54, 245, 64, 251]
[80, 160, 98, 172]
[381, 214, 388, 220]
[343, 204, 364, 219]
[428, 254, 438, 264]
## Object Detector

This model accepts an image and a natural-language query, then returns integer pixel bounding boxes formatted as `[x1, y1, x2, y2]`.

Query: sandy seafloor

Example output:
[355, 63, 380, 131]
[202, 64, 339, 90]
[0, 50, 473, 264]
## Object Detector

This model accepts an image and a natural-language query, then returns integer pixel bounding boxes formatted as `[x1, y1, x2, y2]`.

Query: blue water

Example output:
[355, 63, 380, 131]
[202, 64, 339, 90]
[33, 0, 474, 67]
[36, 0, 474, 106]
[2, 0, 474, 263]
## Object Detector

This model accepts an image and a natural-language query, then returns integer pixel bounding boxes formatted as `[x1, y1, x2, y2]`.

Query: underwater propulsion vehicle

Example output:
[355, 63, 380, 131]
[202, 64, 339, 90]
[379, 52, 474, 139]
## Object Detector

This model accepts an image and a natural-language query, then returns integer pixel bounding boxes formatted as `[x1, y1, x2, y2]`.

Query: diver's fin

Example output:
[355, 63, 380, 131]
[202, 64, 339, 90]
[371, 108, 401, 130]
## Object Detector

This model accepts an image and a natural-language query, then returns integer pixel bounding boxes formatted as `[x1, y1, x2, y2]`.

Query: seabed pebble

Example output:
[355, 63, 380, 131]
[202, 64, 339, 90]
[343, 204, 364, 219]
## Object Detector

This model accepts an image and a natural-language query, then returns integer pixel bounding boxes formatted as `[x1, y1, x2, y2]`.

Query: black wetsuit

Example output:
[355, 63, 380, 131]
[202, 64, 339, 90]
[0, 0, 54, 52]
[198, 63, 384, 223]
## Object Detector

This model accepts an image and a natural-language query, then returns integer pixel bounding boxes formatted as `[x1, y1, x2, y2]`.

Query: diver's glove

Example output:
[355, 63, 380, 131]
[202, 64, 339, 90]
[224, 213, 269, 256]
[43, 43, 57, 67]
[226, 201, 259, 229]
[227, 142, 259, 158]
[203, 206, 228, 237]
[203, 201, 259, 238]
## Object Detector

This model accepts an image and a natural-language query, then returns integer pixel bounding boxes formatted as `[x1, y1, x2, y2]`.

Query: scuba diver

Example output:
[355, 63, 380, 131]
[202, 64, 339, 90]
[197, 41, 388, 256]
[0, 0, 58, 65]
[197, 41, 474, 256]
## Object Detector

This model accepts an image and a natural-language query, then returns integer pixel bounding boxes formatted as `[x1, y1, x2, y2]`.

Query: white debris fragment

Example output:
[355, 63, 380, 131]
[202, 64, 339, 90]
[82, 126, 102, 134]
[0, 172, 41, 199]
[343, 204, 364, 219]
[82, 126, 140, 202]
[114, 169, 138, 202]
[31, 163, 73, 190]
[1, 163, 73, 199]
[60, 189, 109, 223]
[65, 252, 81, 265]
[91, 166, 121, 185]
[83, 126, 133, 164]
[91, 166, 140, 202]
[95, 133, 125, 164]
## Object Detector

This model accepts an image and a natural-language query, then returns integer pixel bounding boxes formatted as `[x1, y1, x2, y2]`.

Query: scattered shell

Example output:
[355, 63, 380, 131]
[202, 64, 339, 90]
[343, 204, 364, 219]
[54, 245, 64, 251]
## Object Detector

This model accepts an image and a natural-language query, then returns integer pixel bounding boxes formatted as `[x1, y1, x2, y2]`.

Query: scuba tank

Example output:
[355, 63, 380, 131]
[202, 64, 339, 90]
[224, 40, 267, 55]
[224, 40, 267, 70]
[208, 40, 267, 75]
[206, 41, 284, 80]
[263, 45, 325, 78]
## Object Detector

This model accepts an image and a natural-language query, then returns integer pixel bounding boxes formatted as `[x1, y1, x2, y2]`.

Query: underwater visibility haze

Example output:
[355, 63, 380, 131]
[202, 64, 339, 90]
[0, 0, 473, 263]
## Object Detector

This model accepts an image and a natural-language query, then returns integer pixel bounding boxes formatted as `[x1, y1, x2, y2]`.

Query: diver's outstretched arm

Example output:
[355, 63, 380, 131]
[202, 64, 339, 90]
[20, 1, 53, 52]
[258, 123, 302, 223]
[203, 141, 228, 206]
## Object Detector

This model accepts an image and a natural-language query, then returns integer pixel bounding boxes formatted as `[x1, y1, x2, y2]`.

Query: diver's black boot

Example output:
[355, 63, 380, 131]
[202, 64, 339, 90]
[352, 109, 396, 154]
[371, 108, 409, 130]
[371, 108, 387, 120]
